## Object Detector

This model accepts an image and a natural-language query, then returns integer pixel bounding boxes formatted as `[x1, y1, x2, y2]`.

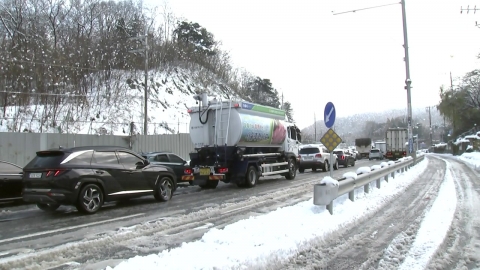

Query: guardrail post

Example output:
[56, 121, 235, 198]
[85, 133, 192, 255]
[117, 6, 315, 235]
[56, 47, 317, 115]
[391, 171, 395, 178]
[376, 178, 381, 189]
[326, 202, 333, 214]
[349, 191, 354, 201]
[364, 183, 370, 193]
[384, 175, 388, 182]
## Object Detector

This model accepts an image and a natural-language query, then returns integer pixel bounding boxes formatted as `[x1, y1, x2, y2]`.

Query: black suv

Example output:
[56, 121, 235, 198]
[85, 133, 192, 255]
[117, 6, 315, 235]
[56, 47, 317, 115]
[22, 146, 177, 214]
[140, 151, 189, 184]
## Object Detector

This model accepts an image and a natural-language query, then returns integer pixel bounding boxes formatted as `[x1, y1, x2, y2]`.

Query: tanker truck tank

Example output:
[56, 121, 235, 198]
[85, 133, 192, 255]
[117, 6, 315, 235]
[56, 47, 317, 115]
[188, 99, 291, 149]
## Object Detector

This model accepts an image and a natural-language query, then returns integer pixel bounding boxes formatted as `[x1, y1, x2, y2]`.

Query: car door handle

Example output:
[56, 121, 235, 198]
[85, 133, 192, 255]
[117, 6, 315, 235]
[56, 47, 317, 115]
[95, 170, 104, 174]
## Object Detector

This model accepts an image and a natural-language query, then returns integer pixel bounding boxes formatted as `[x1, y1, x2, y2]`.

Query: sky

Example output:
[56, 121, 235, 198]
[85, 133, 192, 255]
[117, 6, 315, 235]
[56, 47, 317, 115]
[144, 0, 480, 130]
[103, 151, 480, 269]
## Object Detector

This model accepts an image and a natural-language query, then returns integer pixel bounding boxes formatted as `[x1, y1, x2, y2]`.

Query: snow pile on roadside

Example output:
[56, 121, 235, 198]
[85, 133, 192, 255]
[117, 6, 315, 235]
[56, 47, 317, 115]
[107, 159, 429, 270]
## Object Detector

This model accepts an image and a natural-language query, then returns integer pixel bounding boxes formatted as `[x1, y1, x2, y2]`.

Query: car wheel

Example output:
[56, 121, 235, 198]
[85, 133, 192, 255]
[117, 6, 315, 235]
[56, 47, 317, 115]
[37, 203, 60, 212]
[76, 184, 103, 214]
[312, 167, 317, 172]
[244, 165, 258, 188]
[154, 176, 173, 201]
[333, 160, 338, 170]
[284, 158, 296, 180]
[323, 161, 329, 172]
[298, 167, 305, 173]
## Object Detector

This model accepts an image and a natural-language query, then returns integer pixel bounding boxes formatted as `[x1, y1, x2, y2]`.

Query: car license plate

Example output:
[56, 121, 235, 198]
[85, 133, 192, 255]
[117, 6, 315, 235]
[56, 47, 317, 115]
[200, 168, 210, 176]
[305, 156, 313, 160]
[29, 173, 42, 178]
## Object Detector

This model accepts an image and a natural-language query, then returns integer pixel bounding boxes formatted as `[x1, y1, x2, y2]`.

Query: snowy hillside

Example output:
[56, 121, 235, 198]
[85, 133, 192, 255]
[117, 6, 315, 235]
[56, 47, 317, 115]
[0, 66, 238, 135]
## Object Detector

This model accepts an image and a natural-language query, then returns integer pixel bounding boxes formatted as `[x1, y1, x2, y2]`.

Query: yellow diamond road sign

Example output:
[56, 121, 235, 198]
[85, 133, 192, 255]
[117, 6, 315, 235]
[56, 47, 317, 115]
[320, 128, 342, 152]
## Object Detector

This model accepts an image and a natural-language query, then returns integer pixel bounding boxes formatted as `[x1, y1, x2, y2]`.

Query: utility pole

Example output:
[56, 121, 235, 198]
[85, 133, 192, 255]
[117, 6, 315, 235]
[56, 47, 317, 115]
[281, 92, 284, 109]
[401, 0, 414, 156]
[426, 106, 433, 147]
[129, 24, 149, 135]
[333, 0, 414, 155]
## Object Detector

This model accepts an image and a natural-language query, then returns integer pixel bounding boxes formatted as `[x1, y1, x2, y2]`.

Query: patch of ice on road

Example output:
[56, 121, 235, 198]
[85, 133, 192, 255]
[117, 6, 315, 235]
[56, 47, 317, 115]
[193, 223, 214, 230]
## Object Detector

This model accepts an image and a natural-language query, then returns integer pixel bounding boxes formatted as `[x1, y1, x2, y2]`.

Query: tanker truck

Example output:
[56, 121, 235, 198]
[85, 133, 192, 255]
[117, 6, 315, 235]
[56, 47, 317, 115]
[182, 92, 302, 189]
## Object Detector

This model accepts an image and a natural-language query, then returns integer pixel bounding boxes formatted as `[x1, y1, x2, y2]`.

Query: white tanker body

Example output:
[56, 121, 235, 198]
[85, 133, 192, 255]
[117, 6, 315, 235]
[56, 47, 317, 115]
[182, 93, 301, 189]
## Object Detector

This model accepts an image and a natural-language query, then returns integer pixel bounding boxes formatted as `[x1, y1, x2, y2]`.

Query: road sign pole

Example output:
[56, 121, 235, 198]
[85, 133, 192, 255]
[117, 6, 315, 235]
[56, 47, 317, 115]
[330, 150, 333, 177]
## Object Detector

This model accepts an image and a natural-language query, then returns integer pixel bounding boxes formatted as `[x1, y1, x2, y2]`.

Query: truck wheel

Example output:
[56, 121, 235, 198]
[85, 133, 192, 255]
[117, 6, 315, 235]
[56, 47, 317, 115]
[322, 161, 329, 172]
[284, 158, 296, 180]
[200, 180, 219, 189]
[299, 167, 305, 173]
[244, 166, 258, 188]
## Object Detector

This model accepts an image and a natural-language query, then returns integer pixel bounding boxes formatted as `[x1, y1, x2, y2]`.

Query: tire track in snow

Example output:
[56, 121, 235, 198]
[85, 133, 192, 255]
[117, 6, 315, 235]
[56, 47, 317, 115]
[425, 156, 480, 270]
[274, 157, 443, 270]
[396, 158, 457, 269]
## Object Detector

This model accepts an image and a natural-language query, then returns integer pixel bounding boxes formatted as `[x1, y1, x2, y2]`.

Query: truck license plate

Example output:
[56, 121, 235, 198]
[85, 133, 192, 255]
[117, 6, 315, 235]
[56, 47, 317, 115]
[29, 173, 42, 178]
[200, 168, 210, 176]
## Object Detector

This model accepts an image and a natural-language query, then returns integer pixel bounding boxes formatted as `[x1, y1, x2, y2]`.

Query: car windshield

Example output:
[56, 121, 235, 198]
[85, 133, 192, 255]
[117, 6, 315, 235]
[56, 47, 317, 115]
[370, 149, 380, 153]
[299, 148, 319, 154]
[333, 151, 344, 155]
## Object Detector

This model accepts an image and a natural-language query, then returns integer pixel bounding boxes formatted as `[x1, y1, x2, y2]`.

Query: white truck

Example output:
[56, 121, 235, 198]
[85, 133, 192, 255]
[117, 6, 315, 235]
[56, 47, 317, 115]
[385, 128, 407, 160]
[355, 138, 372, 159]
[182, 93, 302, 189]
[373, 141, 387, 158]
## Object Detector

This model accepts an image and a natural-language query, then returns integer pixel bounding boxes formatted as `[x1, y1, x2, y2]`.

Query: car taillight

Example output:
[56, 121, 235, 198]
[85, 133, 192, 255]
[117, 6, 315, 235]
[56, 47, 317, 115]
[46, 170, 67, 177]
[184, 168, 193, 175]
[403, 151, 407, 156]
[315, 154, 322, 158]
[218, 167, 228, 174]
[341, 155, 345, 160]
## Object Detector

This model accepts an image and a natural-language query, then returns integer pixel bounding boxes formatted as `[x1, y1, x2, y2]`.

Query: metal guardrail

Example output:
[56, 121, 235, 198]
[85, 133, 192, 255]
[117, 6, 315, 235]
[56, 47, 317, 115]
[314, 154, 426, 214]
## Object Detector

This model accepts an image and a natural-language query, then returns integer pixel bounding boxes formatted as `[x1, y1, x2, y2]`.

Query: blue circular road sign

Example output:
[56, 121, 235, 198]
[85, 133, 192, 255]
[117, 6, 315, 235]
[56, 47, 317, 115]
[324, 102, 336, 128]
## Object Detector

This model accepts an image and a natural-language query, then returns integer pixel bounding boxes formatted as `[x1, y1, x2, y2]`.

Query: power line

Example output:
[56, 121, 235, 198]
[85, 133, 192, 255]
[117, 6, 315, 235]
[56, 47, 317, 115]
[0, 58, 106, 72]
[332, 2, 399, 15]
[460, 5, 478, 14]
[0, 91, 144, 98]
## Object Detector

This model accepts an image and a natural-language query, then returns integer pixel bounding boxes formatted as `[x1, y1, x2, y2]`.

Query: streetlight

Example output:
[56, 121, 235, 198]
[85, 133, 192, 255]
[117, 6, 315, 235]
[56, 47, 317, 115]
[333, 0, 414, 155]
[401, 0, 414, 156]
[128, 24, 149, 135]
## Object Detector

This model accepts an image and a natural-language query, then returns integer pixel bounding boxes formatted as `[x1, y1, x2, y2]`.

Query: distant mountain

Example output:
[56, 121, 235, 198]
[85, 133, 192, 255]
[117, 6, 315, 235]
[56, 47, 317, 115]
[301, 107, 444, 144]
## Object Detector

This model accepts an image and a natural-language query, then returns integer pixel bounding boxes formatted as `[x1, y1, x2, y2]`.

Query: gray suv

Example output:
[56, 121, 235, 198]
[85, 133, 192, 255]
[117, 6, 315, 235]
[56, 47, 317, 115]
[298, 145, 338, 173]
[369, 149, 384, 160]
